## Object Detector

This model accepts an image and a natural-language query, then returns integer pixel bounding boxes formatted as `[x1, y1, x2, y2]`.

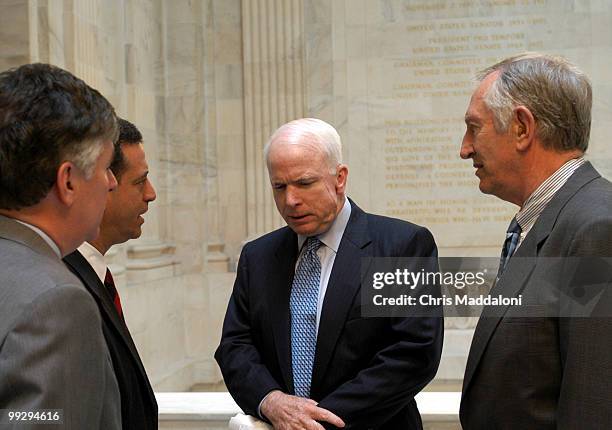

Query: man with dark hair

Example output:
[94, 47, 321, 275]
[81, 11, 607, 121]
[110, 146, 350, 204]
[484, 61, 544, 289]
[0, 63, 121, 428]
[110, 118, 144, 177]
[64, 117, 158, 430]
[460, 53, 612, 428]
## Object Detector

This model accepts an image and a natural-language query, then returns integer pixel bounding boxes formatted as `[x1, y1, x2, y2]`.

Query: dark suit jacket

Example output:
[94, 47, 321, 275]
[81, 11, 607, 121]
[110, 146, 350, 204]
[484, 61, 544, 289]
[215, 200, 443, 430]
[461, 162, 612, 429]
[64, 250, 158, 430]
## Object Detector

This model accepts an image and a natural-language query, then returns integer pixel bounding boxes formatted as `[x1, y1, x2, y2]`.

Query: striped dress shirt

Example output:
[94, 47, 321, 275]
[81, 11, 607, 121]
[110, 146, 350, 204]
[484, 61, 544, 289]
[515, 157, 586, 248]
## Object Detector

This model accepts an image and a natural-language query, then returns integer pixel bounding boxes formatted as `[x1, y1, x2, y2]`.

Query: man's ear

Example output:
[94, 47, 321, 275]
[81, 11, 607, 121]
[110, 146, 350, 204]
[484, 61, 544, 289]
[514, 106, 536, 152]
[55, 161, 77, 206]
[335, 164, 349, 193]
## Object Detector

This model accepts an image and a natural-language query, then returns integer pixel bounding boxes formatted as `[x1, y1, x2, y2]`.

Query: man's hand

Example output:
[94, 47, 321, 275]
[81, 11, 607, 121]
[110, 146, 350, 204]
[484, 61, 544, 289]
[260, 390, 345, 430]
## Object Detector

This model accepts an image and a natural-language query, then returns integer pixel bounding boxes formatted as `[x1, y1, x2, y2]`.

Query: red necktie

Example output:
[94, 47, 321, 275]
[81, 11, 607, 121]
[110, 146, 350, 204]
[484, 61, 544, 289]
[104, 268, 124, 319]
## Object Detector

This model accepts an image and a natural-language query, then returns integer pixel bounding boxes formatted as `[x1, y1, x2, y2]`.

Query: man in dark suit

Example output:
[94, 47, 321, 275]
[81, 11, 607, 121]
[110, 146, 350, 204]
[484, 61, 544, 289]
[459, 53, 612, 428]
[216, 118, 443, 430]
[64, 118, 158, 429]
[0, 63, 121, 428]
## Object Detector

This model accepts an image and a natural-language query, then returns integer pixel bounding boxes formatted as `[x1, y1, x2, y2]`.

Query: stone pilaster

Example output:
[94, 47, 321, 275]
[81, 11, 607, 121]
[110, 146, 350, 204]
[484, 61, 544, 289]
[242, 0, 306, 238]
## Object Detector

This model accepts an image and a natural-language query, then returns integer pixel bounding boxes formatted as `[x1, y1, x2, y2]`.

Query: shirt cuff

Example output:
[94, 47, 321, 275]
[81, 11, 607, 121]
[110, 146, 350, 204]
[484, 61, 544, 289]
[257, 390, 277, 420]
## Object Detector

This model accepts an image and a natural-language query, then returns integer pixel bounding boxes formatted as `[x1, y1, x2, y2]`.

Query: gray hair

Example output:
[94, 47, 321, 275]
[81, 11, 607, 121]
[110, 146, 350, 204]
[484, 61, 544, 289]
[64, 140, 106, 179]
[478, 52, 592, 152]
[0, 63, 118, 210]
[264, 118, 343, 173]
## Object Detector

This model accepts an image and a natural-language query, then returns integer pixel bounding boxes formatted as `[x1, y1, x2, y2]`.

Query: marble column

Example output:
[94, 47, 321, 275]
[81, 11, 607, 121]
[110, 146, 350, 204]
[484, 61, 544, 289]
[242, 0, 306, 238]
[122, 0, 176, 291]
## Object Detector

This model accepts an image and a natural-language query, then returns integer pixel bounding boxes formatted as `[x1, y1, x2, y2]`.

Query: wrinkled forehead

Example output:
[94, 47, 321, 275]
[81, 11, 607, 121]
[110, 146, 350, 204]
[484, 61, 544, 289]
[474, 71, 499, 100]
[465, 72, 499, 117]
[267, 142, 330, 180]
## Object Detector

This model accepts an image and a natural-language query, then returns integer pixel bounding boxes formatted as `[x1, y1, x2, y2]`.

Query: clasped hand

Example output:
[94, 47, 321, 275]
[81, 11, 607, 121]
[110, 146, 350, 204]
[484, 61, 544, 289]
[260, 390, 345, 430]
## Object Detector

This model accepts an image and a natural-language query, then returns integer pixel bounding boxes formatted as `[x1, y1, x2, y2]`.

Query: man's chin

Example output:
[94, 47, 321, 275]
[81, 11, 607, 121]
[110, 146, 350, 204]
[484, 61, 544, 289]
[129, 226, 143, 240]
[113, 226, 142, 245]
[477, 180, 493, 195]
[288, 222, 317, 236]
[478, 181, 509, 202]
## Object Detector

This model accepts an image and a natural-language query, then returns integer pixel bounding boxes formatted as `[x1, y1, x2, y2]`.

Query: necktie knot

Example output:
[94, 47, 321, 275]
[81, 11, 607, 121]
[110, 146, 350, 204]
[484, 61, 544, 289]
[506, 218, 522, 235]
[304, 236, 322, 255]
[496, 217, 522, 280]
[104, 268, 115, 288]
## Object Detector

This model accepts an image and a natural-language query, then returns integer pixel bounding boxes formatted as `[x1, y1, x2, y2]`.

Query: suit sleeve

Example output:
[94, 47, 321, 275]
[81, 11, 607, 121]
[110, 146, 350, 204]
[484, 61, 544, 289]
[557, 218, 612, 428]
[214, 244, 284, 416]
[0, 285, 120, 429]
[317, 227, 444, 429]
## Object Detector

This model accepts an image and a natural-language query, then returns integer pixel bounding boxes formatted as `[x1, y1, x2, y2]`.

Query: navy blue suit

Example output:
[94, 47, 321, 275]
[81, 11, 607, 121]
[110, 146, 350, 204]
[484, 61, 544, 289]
[215, 200, 443, 429]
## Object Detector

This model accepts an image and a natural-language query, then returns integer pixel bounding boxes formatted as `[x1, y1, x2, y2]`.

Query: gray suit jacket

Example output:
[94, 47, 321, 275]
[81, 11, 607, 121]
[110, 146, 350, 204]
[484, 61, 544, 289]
[461, 162, 612, 429]
[0, 215, 121, 429]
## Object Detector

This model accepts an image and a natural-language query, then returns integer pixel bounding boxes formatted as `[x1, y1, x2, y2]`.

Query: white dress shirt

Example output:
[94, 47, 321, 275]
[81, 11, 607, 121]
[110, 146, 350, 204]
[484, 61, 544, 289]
[258, 196, 351, 413]
[77, 241, 107, 283]
[295, 196, 351, 333]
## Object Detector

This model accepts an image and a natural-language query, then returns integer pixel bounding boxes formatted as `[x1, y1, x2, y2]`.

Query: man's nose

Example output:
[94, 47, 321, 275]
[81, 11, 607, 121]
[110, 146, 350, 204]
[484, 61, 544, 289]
[460, 134, 474, 160]
[285, 186, 301, 207]
[144, 179, 156, 202]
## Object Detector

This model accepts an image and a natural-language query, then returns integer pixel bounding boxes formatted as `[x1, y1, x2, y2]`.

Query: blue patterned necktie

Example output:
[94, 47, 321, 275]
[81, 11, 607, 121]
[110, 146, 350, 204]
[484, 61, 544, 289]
[290, 236, 322, 398]
[496, 217, 522, 281]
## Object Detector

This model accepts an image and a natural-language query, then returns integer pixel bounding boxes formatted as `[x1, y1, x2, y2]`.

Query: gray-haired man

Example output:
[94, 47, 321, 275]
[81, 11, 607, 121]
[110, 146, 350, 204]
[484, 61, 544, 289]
[0, 63, 121, 428]
[460, 53, 612, 429]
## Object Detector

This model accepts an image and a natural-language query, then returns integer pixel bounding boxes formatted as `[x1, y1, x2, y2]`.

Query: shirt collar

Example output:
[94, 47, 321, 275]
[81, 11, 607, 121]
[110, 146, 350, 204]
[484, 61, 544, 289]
[515, 157, 586, 232]
[14, 219, 62, 258]
[298, 196, 351, 253]
[77, 241, 107, 283]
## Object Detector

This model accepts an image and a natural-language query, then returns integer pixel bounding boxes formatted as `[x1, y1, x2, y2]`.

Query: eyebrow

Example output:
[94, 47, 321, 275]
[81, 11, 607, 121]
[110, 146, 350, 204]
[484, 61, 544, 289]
[132, 171, 149, 184]
[464, 113, 479, 124]
[296, 175, 318, 182]
[279, 174, 319, 184]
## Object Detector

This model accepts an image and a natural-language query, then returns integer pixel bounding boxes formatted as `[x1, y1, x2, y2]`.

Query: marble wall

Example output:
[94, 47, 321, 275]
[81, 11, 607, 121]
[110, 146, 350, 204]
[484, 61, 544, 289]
[3, 0, 612, 390]
[305, 0, 612, 257]
[1, 0, 241, 391]
[0, 0, 29, 71]
[301, 0, 612, 380]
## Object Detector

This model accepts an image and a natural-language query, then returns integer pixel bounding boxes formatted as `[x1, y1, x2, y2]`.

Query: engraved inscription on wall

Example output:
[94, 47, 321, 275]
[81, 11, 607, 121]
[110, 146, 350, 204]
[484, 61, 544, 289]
[347, 0, 611, 251]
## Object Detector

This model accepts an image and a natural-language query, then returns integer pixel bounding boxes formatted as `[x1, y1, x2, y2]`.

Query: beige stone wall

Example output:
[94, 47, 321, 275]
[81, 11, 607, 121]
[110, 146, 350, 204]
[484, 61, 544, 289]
[0, 0, 30, 71]
[1, 0, 244, 391]
[6, 0, 611, 394]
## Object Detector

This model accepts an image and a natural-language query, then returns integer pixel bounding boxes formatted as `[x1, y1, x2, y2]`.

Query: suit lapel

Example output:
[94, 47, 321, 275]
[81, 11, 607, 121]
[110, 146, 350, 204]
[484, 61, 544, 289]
[311, 202, 372, 393]
[63, 251, 156, 400]
[463, 162, 601, 393]
[462, 234, 538, 393]
[268, 229, 299, 392]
